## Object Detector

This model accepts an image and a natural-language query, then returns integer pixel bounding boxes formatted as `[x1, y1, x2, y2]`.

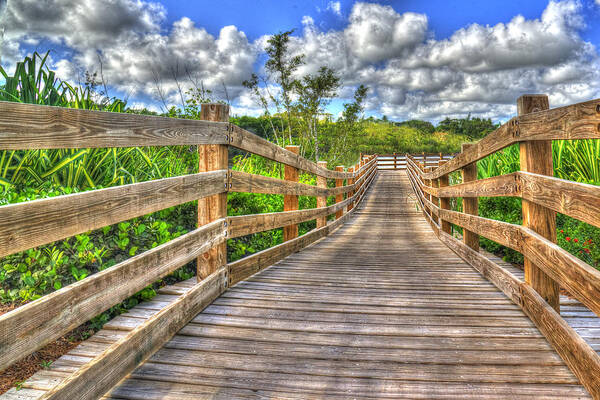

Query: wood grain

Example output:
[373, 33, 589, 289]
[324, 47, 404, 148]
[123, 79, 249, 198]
[0, 101, 229, 149]
[230, 170, 355, 197]
[283, 146, 300, 241]
[316, 161, 328, 228]
[420, 97, 600, 180]
[0, 219, 225, 372]
[39, 267, 228, 400]
[519, 95, 560, 312]
[197, 104, 229, 280]
[229, 125, 353, 179]
[0, 170, 226, 258]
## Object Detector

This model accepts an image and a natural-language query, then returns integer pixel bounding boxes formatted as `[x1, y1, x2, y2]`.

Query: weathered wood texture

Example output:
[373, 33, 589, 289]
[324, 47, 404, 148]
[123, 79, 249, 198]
[518, 95, 560, 312]
[316, 161, 328, 228]
[407, 164, 600, 396]
[438, 160, 452, 234]
[230, 170, 355, 197]
[39, 268, 228, 400]
[283, 146, 300, 241]
[335, 166, 344, 219]
[0, 220, 225, 372]
[197, 104, 229, 280]
[0, 170, 226, 258]
[6, 171, 593, 399]
[229, 125, 353, 179]
[461, 143, 479, 251]
[0, 101, 229, 149]
[420, 97, 600, 180]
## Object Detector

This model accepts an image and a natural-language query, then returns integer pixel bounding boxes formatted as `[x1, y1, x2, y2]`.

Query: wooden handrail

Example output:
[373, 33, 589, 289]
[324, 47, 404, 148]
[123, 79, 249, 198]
[0, 101, 378, 380]
[0, 170, 228, 258]
[418, 98, 600, 180]
[403, 95, 600, 395]
[0, 101, 230, 149]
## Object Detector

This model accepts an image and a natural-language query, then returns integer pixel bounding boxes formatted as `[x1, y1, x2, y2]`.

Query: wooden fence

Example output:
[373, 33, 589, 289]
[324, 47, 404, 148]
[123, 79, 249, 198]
[404, 94, 600, 398]
[376, 153, 453, 170]
[0, 101, 377, 400]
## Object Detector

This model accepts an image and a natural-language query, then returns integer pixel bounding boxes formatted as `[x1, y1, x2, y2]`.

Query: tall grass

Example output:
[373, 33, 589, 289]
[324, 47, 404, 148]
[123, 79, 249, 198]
[0, 52, 195, 191]
[477, 141, 600, 185]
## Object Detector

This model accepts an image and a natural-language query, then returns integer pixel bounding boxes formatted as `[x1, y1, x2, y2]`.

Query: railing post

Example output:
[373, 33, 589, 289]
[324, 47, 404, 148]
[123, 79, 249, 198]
[431, 167, 439, 226]
[438, 160, 452, 234]
[316, 161, 328, 228]
[198, 103, 229, 280]
[348, 167, 355, 211]
[518, 94, 560, 312]
[335, 166, 344, 219]
[393, 152, 397, 170]
[424, 166, 433, 218]
[461, 143, 479, 251]
[283, 145, 300, 242]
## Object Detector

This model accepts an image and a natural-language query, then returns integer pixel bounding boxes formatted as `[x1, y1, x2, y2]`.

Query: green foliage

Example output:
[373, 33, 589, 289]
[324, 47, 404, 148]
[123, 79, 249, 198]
[474, 140, 600, 269]
[436, 114, 497, 140]
[396, 120, 435, 134]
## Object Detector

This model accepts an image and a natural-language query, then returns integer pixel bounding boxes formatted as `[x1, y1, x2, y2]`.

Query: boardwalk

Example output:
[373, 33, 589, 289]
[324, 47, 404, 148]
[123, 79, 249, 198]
[7, 171, 590, 399]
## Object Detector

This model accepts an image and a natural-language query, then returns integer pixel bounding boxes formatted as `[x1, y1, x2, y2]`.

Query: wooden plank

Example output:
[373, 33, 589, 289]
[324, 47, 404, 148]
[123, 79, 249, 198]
[230, 170, 353, 197]
[421, 172, 520, 198]
[519, 171, 600, 228]
[227, 195, 355, 238]
[0, 219, 225, 372]
[228, 225, 330, 285]
[38, 268, 228, 400]
[0, 101, 229, 149]
[229, 125, 352, 179]
[316, 161, 327, 228]
[197, 104, 229, 280]
[283, 145, 300, 241]
[227, 169, 375, 285]
[518, 94, 560, 312]
[413, 180, 600, 320]
[519, 284, 600, 399]
[0, 170, 226, 258]
[436, 225, 600, 398]
[421, 97, 600, 180]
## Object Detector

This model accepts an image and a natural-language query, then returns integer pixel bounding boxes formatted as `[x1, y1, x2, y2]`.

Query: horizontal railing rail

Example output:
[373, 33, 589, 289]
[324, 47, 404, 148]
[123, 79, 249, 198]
[376, 153, 453, 170]
[404, 94, 600, 398]
[0, 101, 377, 400]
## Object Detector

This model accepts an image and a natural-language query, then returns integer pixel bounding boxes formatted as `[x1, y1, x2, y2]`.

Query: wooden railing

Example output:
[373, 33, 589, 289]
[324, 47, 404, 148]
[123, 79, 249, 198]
[376, 153, 453, 170]
[404, 94, 600, 397]
[0, 101, 377, 399]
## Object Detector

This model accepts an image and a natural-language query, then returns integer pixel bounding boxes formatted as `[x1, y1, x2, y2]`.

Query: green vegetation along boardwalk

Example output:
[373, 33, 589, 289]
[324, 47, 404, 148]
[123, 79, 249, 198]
[6, 171, 590, 399]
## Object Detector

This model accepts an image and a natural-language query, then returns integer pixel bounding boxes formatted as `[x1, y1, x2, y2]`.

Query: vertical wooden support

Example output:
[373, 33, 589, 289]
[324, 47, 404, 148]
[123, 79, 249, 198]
[431, 167, 439, 226]
[393, 152, 397, 170]
[518, 94, 560, 312]
[347, 167, 355, 211]
[197, 103, 229, 281]
[283, 145, 300, 242]
[316, 161, 328, 229]
[439, 152, 443, 168]
[424, 166, 433, 218]
[335, 166, 344, 219]
[438, 160, 451, 234]
[461, 143, 479, 251]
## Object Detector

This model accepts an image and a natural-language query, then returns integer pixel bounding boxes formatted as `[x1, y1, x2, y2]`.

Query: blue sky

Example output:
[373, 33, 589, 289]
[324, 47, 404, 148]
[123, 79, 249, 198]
[159, 0, 600, 43]
[1, 0, 600, 122]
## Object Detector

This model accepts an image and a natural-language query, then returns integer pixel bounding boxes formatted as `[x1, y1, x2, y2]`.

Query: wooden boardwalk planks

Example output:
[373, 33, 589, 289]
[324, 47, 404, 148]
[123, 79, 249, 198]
[5, 171, 596, 399]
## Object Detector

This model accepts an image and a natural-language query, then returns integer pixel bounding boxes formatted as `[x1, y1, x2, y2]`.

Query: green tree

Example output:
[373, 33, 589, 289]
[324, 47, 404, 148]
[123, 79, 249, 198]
[295, 66, 340, 161]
